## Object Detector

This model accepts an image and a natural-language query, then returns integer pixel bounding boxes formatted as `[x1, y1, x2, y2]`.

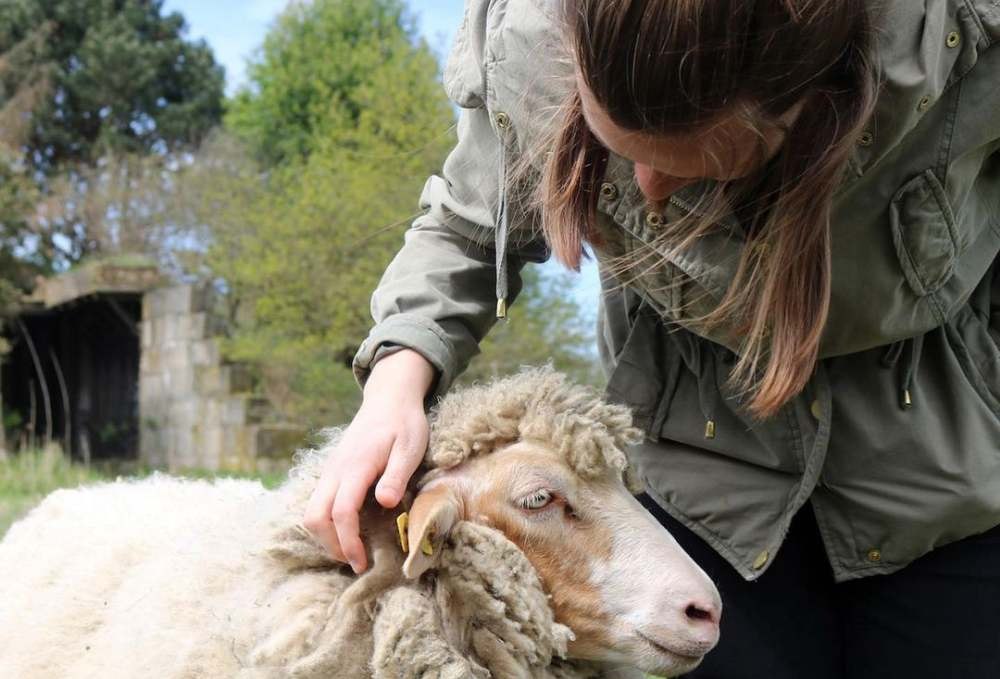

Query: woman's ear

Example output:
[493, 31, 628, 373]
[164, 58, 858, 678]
[402, 482, 462, 579]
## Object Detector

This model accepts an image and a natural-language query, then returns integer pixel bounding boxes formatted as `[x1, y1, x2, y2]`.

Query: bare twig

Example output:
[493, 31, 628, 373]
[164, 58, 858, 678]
[17, 319, 52, 447]
[48, 345, 72, 458]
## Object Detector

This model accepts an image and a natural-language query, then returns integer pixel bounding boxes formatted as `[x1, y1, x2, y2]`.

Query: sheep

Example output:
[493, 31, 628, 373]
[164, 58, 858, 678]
[0, 368, 721, 679]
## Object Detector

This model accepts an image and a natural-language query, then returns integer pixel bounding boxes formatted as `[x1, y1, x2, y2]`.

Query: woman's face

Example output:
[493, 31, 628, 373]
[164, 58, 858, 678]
[577, 77, 801, 204]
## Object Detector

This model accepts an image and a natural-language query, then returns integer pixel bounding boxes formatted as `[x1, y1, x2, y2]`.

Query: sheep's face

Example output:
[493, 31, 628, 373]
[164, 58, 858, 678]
[410, 441, 721, 677]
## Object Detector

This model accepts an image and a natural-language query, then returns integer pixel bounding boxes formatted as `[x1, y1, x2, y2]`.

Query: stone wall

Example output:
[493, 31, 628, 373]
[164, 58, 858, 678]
[139, 285, 306, 472]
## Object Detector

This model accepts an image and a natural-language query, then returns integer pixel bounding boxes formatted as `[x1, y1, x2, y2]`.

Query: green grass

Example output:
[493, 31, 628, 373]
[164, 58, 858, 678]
[0, 446, 107, 536]
[0, 447, 288, 538]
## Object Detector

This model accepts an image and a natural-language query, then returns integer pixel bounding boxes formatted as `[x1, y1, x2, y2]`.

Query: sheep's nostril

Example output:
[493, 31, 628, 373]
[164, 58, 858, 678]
[685, 603, 717, 625]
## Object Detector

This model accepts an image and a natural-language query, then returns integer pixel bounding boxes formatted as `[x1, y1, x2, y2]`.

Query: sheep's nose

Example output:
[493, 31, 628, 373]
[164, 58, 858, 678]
[681, 597, 721, 647]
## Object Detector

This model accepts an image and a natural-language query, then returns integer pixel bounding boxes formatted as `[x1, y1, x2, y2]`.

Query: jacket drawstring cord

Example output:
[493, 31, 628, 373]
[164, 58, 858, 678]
[900, 334, 924, 409]
[691, 336, 719, 439]
[880, 336, 924, 409]
[494, 128, 510, 319]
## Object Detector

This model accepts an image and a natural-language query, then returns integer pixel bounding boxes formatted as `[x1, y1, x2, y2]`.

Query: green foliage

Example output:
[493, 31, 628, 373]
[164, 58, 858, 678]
[0, 0, 224, 174]
[0, 0, 225, 268]
[227, 0, 433, 167]
[0, 150, 41, 292]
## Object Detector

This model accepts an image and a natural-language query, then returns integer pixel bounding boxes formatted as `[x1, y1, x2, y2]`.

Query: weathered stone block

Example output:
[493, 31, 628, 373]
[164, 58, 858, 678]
[191, 339, 221, 366]
[224, 364, 254, 394]
[161, 364, 195, 394]
[196, 365, 224, 395]
[221, 426, 251, 471]
[202, 398, 222, 426]
[221, 397, 247, 425]
[168, 398, 201, 426]
[246, 397, 273, 424]
[143, 285, 206, 320]
[250, 424, 308, 461]
[186, 313, 209, 340]
[139, 375, 163, 403]
[198, 425, 224, 471]
[140, 417, 168, 469]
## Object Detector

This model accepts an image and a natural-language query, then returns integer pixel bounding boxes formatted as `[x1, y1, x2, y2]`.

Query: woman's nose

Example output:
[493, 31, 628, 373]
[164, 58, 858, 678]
[634, 163, 695, 203]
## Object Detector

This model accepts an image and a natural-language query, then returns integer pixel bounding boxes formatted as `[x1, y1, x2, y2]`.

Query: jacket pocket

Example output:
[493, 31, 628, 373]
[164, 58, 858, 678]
[656, 332, 808, 474]
[946, 304, 1000, 420]
[890, 169, 961, 300]
[605, 302, 808, 473]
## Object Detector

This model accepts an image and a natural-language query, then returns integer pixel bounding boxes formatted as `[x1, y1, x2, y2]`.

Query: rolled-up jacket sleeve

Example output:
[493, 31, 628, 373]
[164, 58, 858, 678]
[353, 101, 548, 397]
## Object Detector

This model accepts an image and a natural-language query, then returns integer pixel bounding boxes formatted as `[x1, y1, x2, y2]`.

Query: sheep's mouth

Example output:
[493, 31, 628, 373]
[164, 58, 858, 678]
[637, 631, 707, 664]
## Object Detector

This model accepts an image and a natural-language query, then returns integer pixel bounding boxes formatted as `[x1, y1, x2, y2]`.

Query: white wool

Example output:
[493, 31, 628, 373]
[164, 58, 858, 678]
[0, 475, 291, 677]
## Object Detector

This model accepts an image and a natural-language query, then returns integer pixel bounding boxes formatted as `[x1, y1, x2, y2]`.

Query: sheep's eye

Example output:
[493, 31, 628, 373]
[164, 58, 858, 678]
[518, 489, 553, 510]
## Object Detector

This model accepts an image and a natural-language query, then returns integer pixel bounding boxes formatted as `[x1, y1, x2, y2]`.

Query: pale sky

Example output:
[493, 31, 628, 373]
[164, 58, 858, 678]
[162, 0, 467, 94]
[161, 0, 600, 325]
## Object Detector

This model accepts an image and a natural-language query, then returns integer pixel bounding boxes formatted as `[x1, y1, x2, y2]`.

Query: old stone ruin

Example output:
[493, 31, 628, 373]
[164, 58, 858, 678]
[3, 258, 306, 471]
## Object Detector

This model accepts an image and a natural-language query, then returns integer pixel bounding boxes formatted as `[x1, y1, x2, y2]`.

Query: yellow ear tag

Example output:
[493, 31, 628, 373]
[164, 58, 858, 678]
[396, 513, 409, 553]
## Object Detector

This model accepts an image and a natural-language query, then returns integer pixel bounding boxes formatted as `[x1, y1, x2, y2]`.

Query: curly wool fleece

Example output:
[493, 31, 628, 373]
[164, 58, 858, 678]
[428, 367, 642, 486]
[0, 368, 642, 679]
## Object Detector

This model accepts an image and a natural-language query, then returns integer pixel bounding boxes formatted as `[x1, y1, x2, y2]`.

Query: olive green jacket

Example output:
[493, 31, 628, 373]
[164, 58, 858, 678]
[354, 0, 1000, 582]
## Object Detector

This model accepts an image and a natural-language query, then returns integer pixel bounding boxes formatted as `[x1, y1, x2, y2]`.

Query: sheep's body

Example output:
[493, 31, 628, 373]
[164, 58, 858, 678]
[0, 457, 593, 678]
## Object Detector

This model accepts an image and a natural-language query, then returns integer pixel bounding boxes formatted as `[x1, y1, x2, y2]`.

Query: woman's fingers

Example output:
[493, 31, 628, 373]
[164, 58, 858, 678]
[303, 474, 344, 562]
[303, 347, 435, 572]
[375, 424, 427, 508]
[304, 419, 428, 573]
[331, 460, 381, 574]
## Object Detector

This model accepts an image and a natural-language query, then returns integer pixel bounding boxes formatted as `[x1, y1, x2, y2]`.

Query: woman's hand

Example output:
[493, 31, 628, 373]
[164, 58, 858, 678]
[303, 348, 435, 573]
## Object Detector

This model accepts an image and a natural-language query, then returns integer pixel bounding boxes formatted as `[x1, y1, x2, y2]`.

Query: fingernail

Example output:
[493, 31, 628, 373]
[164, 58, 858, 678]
[349, 559, 362, 574]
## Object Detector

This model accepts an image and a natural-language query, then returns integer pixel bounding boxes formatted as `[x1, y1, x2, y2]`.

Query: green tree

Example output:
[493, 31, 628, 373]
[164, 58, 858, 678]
[227, 0, 432, 167]
[0, 151, 41, 291]
[0, 0, 224, 265]
[191, 0, 598, 426]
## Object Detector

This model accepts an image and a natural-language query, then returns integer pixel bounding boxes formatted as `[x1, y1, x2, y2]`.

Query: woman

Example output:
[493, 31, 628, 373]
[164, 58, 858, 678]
[304, 1, 1000, 676]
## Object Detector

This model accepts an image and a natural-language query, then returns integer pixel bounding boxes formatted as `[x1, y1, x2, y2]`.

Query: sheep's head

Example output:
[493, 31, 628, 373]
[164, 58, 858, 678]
[272, 369, 720, 678]
[399, 368, 721, 678]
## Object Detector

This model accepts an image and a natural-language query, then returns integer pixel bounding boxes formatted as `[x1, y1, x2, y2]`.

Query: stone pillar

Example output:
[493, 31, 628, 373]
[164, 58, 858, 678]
[139, 284, 306, 472]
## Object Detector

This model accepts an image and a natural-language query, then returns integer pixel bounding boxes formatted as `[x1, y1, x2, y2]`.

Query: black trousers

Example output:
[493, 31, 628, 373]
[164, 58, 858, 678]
[639, 495, 1000, 679]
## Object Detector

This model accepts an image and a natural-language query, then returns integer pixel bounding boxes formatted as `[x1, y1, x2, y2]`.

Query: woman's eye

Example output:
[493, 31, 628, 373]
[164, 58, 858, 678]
[519, 489, 553, 510]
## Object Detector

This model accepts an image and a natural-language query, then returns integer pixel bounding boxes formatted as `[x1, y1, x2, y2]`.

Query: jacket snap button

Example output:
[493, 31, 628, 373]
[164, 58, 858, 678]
[752, 550, 769, 570]
[867, 549, 882, 563]
[858, 131, 874, 147]
[599, 182, 619, 201]
[916, 95, 932, 113]
[946, 31, 961, 48]
[810, 400, 822, 420]
[646, 212, 663, 228]
[495, 111, 511, 130]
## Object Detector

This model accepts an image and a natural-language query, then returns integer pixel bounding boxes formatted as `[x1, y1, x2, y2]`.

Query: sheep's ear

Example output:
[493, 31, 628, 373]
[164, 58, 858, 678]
[402, 483, 461, 579]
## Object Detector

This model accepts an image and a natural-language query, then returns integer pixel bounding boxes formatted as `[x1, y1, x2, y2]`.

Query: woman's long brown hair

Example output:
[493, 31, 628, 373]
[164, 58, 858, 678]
[542, 0, 877, 418]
